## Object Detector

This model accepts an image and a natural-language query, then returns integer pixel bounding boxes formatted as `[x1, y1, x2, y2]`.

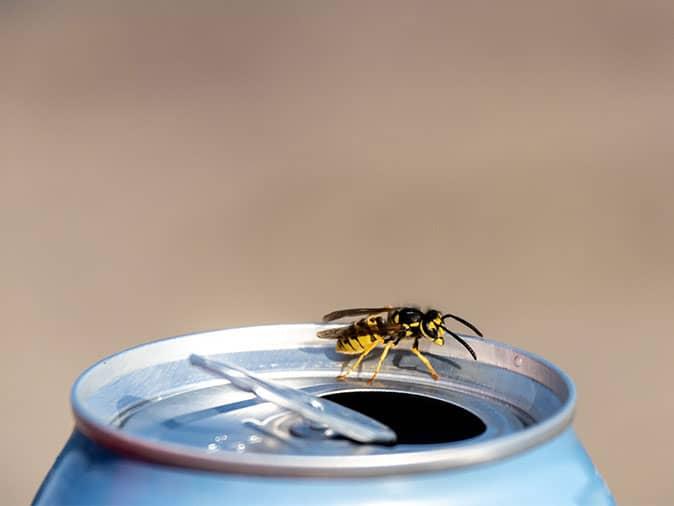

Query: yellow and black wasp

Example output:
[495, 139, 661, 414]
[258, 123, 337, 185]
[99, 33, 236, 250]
[317, 306, 483, 383]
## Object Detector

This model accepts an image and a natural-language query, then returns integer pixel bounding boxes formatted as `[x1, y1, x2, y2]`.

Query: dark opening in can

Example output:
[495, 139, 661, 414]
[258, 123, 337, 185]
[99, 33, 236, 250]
[322, 390, 486, 444]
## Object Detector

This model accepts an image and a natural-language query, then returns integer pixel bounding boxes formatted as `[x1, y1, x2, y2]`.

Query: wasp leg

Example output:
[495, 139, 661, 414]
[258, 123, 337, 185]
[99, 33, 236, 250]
[337, 341, 381, 381]
[367, 342, 395, 384]
[410, 347, 440, 380]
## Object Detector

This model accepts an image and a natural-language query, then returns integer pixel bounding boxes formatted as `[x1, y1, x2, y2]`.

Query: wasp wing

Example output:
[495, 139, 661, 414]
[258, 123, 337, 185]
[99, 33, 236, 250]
[322, 306, 396, 322]
[316, 326, 350, 340]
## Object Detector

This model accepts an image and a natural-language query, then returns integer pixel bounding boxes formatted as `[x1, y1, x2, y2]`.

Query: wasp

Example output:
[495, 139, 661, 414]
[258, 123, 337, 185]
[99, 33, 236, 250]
[317, 306, 483, 383]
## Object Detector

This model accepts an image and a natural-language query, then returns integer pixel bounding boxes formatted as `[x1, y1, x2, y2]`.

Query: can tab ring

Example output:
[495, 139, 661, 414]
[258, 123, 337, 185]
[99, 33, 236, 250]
[188, 354, 397, 444]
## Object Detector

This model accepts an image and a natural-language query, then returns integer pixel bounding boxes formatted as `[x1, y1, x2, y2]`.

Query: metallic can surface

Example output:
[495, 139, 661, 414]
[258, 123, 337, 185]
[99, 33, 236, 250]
[34, 324, 615, 505]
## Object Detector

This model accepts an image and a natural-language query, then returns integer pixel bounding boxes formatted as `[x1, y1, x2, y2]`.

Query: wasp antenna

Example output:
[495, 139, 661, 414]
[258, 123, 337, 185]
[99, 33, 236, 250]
[440, 325, 478, 360]
[442, 314, 483, 338]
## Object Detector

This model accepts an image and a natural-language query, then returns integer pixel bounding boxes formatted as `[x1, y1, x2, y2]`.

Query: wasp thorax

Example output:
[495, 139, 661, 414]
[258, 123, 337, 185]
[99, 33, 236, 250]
[396, 308, 422, 325]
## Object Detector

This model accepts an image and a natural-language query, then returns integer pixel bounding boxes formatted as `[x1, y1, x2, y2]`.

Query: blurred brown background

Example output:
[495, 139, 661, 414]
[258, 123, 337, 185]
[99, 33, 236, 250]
[2, 2, 673, 504]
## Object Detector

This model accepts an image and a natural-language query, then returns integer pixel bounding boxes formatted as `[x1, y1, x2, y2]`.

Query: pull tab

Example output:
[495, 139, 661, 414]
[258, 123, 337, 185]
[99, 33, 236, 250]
[189, 354, 397, 444]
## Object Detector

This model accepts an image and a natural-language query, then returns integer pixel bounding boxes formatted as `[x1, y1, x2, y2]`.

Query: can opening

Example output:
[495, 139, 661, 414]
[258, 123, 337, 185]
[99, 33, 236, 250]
[322, 391, 486, 444]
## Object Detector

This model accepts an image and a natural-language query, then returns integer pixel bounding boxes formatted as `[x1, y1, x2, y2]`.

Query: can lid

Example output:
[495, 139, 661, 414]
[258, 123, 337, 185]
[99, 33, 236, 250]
[72, 324, 575, 477]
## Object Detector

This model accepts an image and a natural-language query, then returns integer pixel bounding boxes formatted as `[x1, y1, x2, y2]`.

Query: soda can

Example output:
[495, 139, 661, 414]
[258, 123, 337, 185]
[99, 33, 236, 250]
[33, 323, 615, 505]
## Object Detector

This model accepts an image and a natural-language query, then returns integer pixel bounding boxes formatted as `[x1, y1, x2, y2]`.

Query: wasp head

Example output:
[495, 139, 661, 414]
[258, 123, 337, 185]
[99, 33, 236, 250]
[421, 309, 446, 344]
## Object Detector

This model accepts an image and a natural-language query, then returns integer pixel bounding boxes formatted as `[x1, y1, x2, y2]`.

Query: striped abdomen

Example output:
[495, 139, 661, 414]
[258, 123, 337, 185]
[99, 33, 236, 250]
[335, 317, 387, 354]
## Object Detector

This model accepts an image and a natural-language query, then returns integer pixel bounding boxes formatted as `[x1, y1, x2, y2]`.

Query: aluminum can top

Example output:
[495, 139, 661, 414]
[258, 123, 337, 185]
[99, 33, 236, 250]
[72, 323, 575, 477]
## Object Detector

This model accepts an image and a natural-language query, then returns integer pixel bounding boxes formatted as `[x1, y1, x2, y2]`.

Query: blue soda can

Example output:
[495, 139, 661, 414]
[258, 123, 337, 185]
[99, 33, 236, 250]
[34, 324, 615, 505]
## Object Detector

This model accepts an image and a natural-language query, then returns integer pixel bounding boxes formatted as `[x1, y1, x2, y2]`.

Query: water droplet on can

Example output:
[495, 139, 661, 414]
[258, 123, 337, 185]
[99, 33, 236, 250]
[514, 355, 523, 367]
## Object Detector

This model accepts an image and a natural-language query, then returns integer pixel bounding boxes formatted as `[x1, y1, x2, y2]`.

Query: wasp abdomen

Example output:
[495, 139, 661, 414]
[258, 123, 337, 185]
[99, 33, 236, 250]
[335, 317, 386, 354]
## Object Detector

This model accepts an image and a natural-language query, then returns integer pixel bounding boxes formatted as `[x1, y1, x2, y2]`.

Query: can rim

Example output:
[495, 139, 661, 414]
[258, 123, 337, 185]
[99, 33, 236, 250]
[71, 323, 576, 477]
